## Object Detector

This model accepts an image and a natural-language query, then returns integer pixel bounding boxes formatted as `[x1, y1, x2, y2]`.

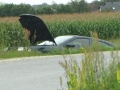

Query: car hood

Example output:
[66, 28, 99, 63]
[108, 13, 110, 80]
[19, 14, 56, 45]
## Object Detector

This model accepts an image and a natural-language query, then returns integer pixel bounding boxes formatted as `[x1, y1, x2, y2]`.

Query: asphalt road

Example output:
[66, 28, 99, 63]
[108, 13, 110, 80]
[0, 51, 120, 90]
[0, 54, 84, 90]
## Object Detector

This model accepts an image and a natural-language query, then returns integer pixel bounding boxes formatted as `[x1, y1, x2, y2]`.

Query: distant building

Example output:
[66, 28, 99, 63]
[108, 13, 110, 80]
[99, 2, 120, 12]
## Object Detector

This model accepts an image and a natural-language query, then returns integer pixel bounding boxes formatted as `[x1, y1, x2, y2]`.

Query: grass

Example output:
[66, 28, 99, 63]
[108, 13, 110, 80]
[0, 48, 82, 59]
[59, 47, 120, 90]
[0, 50, 41, 59]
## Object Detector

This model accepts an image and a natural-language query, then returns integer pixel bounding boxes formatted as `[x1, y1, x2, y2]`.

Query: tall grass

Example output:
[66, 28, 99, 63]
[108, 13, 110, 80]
[59, 47, 120, 90]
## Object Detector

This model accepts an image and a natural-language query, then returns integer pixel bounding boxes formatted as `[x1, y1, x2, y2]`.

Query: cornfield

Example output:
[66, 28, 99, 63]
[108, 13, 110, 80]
[0, 22, 29, 49]
[0, 12, 120, 48]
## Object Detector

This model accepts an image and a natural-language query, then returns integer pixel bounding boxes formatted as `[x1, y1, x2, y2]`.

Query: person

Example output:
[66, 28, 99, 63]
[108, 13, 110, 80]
[24, 28, 30, 40]
[23, 28, 37, 45]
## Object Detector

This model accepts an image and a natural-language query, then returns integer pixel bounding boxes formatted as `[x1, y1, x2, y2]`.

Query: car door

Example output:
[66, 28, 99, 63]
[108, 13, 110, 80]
[63, 37, 91, 48]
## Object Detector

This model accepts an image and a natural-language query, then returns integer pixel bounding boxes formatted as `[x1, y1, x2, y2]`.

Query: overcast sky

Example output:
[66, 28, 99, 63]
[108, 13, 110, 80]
[0, 0, 94, 5]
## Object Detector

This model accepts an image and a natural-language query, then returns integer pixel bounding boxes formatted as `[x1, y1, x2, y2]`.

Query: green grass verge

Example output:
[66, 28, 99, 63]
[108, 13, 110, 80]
[0, 45, 118, 59]
[0, 50, 42, 59]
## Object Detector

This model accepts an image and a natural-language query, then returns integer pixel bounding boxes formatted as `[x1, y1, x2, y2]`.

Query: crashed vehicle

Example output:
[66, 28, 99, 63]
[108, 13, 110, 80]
[16, 14, 116, 52]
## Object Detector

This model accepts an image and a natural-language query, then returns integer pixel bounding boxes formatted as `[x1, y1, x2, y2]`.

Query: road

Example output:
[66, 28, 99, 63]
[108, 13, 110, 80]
[0, 51, 120, 90]
[0, 54, 84, 90]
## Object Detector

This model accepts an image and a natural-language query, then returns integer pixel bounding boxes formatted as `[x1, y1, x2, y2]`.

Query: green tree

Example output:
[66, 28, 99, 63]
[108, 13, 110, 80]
[0, 3, 35, 17]
[79, 0, 90, 13]
[16, 3, 35, 15]
[36, 6, 54, 14]
[69, 0, 90, 13]
[0, 4, 14, 16]
[56, 4, 74, 13]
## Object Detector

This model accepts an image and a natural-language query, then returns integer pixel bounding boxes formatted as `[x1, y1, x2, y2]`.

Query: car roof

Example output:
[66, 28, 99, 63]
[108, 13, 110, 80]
[56, 35, 91, 39]
[57, 35, 116, 46]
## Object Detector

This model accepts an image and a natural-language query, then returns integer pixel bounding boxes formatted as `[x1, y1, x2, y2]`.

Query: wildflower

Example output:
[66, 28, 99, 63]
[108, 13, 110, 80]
[80, 47, 87, 55]
[77, 81, 80, 87]
[102, 83, 105, 88]
[69, 87, 73, 90]
[89, 70, 93, 76]
[73, 64, 77, 73]
[81, 61, 86, 88]
[117, 70, 120, 83]
[90, 83, 95, 88]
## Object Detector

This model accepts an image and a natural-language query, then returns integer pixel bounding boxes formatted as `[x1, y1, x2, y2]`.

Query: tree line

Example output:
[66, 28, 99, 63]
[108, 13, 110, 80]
[0, 0, 120, 17]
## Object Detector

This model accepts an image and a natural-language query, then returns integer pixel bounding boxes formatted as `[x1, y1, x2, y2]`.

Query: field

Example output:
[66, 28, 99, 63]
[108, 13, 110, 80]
[0, 12, 120, 48]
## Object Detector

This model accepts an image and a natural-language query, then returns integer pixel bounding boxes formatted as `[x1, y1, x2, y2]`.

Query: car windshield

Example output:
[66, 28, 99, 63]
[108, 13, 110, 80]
[38, 36, 73, 45]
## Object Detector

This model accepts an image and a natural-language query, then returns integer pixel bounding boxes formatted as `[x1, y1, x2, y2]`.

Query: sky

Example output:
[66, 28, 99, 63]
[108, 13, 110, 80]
[0, 0, 94, 5]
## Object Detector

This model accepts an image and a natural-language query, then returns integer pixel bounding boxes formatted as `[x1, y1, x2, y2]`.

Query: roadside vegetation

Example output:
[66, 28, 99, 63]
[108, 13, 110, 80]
[0, 12, 120, 59]
[59, 47, 120, 90]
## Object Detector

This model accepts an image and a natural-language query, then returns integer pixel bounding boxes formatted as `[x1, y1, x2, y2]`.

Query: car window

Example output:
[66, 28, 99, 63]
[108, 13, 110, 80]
[67, 38, 90, 47]
[38, 36, 73, 45]
[55, 36, 73, 45]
